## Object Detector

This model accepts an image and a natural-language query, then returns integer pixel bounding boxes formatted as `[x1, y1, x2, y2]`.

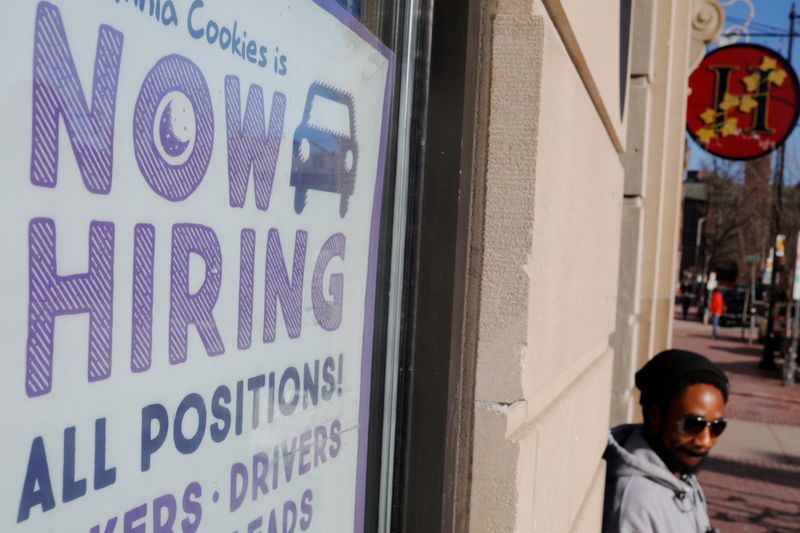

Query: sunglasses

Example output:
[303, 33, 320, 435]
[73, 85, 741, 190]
[677, 415, 727, 438]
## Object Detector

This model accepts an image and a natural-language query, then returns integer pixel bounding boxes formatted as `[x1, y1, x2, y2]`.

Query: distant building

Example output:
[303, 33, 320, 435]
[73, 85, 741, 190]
[681, 170, 709, 273]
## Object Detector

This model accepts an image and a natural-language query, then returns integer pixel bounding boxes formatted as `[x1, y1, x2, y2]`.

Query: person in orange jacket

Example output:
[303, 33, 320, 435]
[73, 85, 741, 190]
[709, 289, 724, 339]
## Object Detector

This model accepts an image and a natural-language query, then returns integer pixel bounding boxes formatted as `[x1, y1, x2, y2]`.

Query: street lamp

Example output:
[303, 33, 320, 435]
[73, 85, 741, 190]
[695, 216, 706, 268]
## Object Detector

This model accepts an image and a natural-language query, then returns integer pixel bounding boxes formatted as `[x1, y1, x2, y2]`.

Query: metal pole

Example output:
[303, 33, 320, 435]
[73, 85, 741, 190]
[741, 284, 750, 339]
[787, 232, 800, 385]
[762, 3, 796, 369]
[749, 261, 757, 344]
[786, 315, 799, 384]
[695, 217, 706, 268]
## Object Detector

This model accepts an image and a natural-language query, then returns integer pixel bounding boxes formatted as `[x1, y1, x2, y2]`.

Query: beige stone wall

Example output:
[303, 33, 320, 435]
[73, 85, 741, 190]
[609, 0, 722, 426]
[467, 0, 715, 530]
[468, 0, 626, 530]
[635, 0, 693, 384]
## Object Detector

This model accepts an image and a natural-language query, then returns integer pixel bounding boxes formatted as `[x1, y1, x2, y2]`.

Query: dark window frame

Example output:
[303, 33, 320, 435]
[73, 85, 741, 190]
[388, 0, 484, 531]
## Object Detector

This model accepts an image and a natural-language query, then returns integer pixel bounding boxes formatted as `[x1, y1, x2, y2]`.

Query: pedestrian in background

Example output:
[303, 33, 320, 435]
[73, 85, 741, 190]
[709, 289, 723, 339]
[681, 281, 692, 320]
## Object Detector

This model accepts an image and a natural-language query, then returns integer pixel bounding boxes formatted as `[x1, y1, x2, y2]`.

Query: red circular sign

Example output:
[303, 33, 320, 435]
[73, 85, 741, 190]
[686, 44, 800, 160]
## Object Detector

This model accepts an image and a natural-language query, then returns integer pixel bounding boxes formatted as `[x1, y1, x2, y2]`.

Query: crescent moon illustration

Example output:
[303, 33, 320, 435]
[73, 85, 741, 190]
[158, 101, 191, 157]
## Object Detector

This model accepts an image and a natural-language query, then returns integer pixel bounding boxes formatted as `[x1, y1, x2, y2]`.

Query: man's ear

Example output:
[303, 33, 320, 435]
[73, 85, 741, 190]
[645, 404, 662, 434]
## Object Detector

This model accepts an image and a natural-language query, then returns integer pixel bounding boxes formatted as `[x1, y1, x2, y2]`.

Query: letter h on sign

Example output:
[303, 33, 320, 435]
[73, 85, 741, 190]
[695, 56, 788, 144]
[26, 219, 115, 397]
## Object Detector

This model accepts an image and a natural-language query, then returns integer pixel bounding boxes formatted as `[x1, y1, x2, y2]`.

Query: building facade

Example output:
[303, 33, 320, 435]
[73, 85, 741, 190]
[469, 0, 722, 530]
[0, 0, 722, 531]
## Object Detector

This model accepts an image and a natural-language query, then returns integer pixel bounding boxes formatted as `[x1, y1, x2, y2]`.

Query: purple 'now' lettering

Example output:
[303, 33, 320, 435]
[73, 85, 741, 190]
[133, 55, 214, 202]
[225, 76, 286, 211]
[30, 2, 123, 194]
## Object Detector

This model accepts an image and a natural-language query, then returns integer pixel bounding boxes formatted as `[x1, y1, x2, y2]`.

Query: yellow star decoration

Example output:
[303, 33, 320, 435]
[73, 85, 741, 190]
[739, 94, 758, 113]
[695, 127, 717, 144]
[719, 92, 740, 111]
[700, 108, 717, 125]
[720, 117, 739, 137]
[742, 72, 761, 92]
[768, 68, 787, 86]
[759, 56, 778, 72]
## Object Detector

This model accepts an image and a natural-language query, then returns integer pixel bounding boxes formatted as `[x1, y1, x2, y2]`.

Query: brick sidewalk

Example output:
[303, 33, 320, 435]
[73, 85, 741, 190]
[672, 318, 800, 532]
[700, 456, 800, 532]
[672, 318, 800, 426]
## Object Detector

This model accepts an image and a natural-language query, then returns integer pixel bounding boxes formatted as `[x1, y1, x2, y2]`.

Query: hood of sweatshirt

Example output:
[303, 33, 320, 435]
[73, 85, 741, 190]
[604, 424, 696, 498]
[603, 424, 713, 532]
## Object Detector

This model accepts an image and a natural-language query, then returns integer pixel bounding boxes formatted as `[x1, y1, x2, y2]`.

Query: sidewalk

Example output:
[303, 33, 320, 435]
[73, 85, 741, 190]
[672, 318, 800, 532]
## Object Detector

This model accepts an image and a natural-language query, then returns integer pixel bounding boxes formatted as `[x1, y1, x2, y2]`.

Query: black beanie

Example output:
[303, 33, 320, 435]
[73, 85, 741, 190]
[635, 349, 729, 408]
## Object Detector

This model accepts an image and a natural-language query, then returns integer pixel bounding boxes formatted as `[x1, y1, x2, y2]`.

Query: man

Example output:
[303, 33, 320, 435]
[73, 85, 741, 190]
[602, 349, 729, 532]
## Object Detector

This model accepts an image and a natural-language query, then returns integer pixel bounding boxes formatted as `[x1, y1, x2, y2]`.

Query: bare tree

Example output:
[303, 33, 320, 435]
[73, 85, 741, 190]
[701, 160, 752, 280]
[697, 155, 800, 290]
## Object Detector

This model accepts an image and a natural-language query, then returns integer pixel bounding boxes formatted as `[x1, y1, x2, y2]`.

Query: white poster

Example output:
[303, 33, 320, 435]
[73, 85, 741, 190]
[0, 1, 393, 531]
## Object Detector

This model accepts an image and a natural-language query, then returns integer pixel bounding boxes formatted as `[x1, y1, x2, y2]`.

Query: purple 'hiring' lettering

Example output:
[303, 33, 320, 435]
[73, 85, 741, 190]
[238, 229, 256, 350]
[25, 219, 115, 397]
[131, 224, 156, 372]
[263, 229, 307, 342]
[169, 224, 225, 363]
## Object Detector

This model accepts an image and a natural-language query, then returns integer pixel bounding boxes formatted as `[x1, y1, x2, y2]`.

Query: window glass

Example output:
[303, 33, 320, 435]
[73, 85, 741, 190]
[0, 1, 407, 531]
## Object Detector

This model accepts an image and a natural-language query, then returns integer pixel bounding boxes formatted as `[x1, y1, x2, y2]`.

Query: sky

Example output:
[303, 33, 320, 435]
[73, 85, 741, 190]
[687, 0, 800, 179]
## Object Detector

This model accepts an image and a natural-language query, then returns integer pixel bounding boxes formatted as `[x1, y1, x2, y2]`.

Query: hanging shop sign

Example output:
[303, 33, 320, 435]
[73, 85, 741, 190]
[0, 1, 393, 532]
[686, 43, 800, 160]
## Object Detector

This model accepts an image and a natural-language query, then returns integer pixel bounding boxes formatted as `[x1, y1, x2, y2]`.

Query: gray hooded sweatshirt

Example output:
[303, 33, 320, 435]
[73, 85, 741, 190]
[602, 424, 716, 533]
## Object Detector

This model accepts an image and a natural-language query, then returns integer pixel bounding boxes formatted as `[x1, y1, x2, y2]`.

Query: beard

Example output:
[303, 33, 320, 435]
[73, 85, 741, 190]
[669, 446, 708, 475]
[648, 436, 708, 475]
